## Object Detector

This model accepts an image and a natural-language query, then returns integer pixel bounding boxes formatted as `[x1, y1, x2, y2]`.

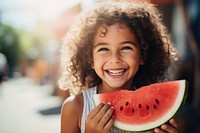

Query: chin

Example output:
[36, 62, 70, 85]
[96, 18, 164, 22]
[109, 85, 126, 90]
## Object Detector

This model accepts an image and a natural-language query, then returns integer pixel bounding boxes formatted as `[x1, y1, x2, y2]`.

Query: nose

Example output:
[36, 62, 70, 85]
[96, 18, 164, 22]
[109, 51, 122, 64]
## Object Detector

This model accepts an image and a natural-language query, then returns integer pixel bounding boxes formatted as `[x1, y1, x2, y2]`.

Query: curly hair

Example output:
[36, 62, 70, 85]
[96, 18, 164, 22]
[58, 1, 179, 94]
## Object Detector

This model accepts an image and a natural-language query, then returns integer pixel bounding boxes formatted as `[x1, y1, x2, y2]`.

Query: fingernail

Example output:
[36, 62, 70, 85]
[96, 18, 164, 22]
[154, 128, 159, 133]
[162, 125, 167, 129]
[107, 102, 111, 105]
[110, 106, 114, 110]
[170, 119, 175, 123]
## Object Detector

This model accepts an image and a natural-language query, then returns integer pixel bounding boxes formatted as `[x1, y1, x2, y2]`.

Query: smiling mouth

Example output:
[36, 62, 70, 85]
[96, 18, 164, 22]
[106, 69, 126, 76]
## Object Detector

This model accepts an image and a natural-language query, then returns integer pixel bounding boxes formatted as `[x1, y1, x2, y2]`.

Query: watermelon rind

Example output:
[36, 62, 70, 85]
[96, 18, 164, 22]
[92, 80, 187, 132]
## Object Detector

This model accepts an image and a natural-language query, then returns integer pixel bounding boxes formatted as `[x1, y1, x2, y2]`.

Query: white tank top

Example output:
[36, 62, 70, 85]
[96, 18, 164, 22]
[81, 86, 153, 133]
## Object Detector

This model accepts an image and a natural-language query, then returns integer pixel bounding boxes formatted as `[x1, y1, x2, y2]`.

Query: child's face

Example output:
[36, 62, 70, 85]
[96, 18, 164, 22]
[92, 23, 143, 90]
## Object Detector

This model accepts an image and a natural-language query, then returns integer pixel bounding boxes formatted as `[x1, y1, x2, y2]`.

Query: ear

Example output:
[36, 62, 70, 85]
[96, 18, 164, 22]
[140, 58, 145, 65]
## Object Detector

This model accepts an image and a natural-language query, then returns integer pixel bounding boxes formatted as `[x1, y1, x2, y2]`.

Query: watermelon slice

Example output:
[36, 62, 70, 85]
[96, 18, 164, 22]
[93, 80, 187, 131]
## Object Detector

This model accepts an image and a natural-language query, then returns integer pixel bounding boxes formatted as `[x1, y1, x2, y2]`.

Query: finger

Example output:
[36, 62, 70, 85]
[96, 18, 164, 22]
[161, 124, 178, 133]
[104, 115, 115, 131]
[87, 103, 104, 119]
[94, 103, 111, 123]
[169, 119, 178, 128]
[154, 128, 166, 133]
[99, 106, 114, 126]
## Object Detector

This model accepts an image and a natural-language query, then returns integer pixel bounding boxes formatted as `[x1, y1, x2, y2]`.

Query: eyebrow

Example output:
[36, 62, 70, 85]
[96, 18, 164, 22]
[93, 42, 108, 49]
[121, 41, 138, 46]
[93, 41, 138, 49]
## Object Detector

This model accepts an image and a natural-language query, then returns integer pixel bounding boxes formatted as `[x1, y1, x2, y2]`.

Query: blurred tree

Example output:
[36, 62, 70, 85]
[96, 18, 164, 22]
[0, 24, 21, 78]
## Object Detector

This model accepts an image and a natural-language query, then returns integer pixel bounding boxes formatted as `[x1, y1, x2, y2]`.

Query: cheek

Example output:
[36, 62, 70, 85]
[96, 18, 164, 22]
[92, 55, 101, 68]
[93, 57, 103, 67]
[125, 55, 141, 69]
[93, 55, 107, 74]
[124, 52, 140, 62]
[93, 61, 103, 77]
[129, 61, 140, 71]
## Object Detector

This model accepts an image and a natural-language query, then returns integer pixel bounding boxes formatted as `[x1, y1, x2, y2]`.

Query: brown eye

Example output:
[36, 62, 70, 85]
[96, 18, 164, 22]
[98, 48, 109, 52]
[121, 46, 132, 50]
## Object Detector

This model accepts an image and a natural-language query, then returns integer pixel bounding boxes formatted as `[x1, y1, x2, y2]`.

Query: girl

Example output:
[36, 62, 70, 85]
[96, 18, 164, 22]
[59, 1, 179, 133]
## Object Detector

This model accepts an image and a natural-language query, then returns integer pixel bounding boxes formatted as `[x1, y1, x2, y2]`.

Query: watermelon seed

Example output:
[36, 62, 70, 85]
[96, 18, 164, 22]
[120, 106, 123, 111]
[138, 104, 142, 108]
[155, 99, 159, 104]
[146, 105, 150, 110]
[132, 108, 134, 112]
[125, 101, 129, 106]
[153, 105, 157, 109]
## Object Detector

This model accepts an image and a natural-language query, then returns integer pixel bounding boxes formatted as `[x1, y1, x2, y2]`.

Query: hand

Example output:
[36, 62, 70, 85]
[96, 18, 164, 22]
[154, 119, 178, 133]
[85, 102, 114, 133]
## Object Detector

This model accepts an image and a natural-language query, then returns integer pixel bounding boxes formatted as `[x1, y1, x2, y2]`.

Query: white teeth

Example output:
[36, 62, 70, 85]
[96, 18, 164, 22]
[107, 70, 124, 76]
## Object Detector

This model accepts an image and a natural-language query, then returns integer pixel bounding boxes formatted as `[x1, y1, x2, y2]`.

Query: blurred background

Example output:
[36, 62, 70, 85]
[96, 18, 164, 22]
[0, 0, 199, 133]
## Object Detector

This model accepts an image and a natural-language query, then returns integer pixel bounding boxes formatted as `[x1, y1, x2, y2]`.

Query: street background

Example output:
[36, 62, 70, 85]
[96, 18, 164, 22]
[0, 77, 61, 133]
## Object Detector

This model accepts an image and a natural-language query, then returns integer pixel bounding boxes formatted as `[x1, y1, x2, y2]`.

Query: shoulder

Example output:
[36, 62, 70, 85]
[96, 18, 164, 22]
[61, 92, 83, 119]
[60, 92, 83, 133]
[62, 91, 83, 107]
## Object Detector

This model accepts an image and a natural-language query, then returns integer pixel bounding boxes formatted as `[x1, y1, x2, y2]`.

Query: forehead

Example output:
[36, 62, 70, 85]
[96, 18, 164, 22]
[93, 22, 138, 45]
[96, 22, 130, 34]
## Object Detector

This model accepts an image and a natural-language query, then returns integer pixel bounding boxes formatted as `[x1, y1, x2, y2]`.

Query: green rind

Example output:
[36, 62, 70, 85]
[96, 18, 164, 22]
[172, 80, 188, 117]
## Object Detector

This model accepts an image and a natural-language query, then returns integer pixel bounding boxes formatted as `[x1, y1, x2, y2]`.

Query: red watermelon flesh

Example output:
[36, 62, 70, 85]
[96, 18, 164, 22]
[92, 80, 187, 131]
